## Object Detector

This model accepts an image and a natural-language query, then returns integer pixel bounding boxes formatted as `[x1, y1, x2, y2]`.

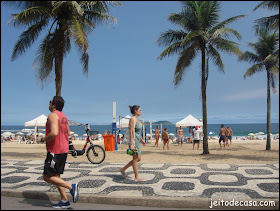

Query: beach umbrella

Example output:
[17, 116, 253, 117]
[248, 133, 255, 136]
[16, 132, 24, 135]
[208, 131, 215, 135]
[169, 133, 175, 136]
[73, 134, 79, 137]
[70, 131, 75, 135]
[2, 132, 14, 137]
[83, 134, 88, 137]
[257, 132, 264, 135]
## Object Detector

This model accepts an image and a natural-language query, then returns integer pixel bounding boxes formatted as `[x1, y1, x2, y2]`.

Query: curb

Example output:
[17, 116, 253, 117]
[1, 190, 279, 210]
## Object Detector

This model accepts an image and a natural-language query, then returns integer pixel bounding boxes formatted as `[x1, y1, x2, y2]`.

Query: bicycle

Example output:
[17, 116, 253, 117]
[69, 123, 106, 164]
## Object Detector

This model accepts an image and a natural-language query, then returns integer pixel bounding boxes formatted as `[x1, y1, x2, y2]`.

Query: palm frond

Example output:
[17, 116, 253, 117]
[32, 34, 56, 84]
[253, 1, 279, 12]
[11, 20, 47, 61]
[181, 30, 208, 45]
[83, 10, 118, 26]
[80, 52, 89, 76]
[207, 44, 224, 73]
[155, 29, 187, 47]
[7, 6, 51, 27]
[211, 28, 242, 40]
[70, 17, 89, 53]
[244, 63, 264, 78]
[158, 42, 188, 60]
[211, 15, 246, 32]
[254, 15, 279, 34]
[239, 51, 261, 63]
[211, 38, 243, 57]
[173, 43, 199, 86]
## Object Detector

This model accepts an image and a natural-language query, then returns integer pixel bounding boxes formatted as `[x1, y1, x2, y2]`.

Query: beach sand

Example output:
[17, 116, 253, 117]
[1, 138, 279, 164]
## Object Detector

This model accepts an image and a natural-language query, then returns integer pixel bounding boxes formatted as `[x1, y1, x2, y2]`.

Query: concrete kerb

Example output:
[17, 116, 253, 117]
[1, 190, 279, 210]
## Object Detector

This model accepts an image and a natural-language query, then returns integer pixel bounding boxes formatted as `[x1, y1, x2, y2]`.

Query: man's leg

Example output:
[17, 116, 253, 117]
[43, 174, 72, 201]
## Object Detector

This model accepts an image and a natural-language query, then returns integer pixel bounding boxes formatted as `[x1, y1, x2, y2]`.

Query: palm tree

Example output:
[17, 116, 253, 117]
[5, 1, 122, 96]
[156, 1, 245, 154]
[239, 30, 279, 150]
[253, 1, 279, 34]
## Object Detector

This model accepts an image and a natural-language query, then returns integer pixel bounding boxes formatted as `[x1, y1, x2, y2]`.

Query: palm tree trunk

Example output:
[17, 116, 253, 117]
[201, 46, 209, 154]
[55, 56, 63, 97]
[54, 29, 64, 97]
[266, 70, 271, 150]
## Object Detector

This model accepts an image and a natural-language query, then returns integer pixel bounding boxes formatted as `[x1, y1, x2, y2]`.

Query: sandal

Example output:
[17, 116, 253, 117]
[135, 178, 146, 182]
[120, 169, 127, 178]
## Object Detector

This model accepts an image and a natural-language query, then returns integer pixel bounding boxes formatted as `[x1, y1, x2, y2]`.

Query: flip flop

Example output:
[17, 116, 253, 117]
[135, 178, 146, 182]
[120, 170, 127, 178]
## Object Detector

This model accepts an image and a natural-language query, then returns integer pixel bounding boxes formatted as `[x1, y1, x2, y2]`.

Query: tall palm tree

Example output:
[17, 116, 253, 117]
[253, 1, 279, 34]
[156, 1, 245, 154]
[239, 30, 279, 150]
[5, 1, 122, 96]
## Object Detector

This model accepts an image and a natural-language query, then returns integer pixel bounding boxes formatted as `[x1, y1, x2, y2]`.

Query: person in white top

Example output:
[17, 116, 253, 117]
[192, 126, 202, 150]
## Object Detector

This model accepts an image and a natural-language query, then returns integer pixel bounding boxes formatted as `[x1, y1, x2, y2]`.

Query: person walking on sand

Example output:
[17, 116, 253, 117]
[219, 124, 226, 149]
[39, 96, 79, 209]
[155, 126, 160, 147]
[177, 126, 184, 146]
[192, 126, 202, 150]
[162, 128, 170, 150]
[225, 126, 230, 147]
[120, 105, 146, 182]
[228, 127, 233, 144]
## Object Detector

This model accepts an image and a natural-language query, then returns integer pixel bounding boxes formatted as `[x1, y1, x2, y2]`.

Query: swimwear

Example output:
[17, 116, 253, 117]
[219, 135, 226, 143]
[193, 140, 199, 144]
[178, 135, 184, 142]
[163, 139, 169, 142]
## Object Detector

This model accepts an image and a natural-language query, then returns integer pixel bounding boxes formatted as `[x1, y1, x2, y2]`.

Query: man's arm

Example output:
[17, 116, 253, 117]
[42, 113, 59, 143]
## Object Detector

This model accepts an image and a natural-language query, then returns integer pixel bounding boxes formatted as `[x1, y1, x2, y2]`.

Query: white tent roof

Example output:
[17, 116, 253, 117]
[117, 115, 131, 128]
[24, 114, 48, 127]
[175, 114, 203, 128]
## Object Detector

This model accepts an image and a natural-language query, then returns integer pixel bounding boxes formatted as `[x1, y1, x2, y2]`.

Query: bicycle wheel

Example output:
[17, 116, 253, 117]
[86, 145, 106, 164]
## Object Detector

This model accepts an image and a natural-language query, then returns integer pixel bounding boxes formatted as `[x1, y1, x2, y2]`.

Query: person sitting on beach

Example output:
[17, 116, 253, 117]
[219, 124, 226, 149]
[155, 126, 160, 147]
[104, 130, 108, 135]
[162, 128, 170, 150]
[177, 126, 184, 146]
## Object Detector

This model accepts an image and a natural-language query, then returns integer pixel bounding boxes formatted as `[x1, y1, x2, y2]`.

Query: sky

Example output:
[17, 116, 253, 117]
[1, 1, 279, 126]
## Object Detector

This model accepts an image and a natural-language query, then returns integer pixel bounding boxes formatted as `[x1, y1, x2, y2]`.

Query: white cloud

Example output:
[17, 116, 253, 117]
[220, 88, 268, 102]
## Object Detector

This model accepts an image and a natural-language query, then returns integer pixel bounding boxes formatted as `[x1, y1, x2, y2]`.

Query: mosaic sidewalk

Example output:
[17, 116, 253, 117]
[1, 159, 278, 202]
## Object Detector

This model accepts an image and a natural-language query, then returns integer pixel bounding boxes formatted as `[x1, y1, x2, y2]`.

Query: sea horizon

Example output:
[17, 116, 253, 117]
[2, 123, 279, 138]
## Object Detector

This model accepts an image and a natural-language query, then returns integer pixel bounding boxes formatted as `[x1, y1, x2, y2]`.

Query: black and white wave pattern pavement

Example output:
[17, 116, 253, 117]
[1, 159, 279, 200]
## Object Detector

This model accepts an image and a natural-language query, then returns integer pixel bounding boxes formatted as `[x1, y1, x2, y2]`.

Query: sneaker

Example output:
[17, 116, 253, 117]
[52, 200, 71, 209]
[70, 183, 79, 203]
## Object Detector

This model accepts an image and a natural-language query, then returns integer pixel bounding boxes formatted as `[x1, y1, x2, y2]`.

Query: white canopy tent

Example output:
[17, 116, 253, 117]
[117, 115, 131, 128]
[24, 114, 48, 143]
[175, 114, 203, 128]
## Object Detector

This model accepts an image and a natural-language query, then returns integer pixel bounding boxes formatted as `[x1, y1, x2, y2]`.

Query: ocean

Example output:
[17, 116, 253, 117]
[1, 123, 279, 138]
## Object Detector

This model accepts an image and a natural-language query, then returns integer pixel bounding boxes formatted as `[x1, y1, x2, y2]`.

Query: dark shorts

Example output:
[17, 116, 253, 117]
[193, 140, 199, 143]
[43, 152, 68, 175]
[229, 135, 232, 140]
[219, 135, 226, 143]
